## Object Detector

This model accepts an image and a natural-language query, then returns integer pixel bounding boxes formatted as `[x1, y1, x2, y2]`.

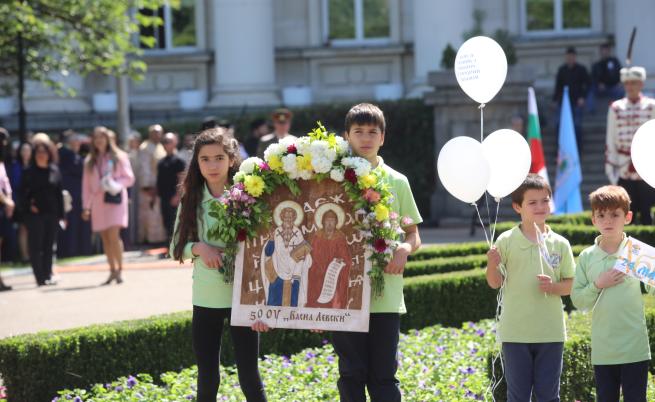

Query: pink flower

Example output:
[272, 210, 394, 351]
[401, 216, 414, 226]
[287, 144, 297, 154]
[344, 168, 357, 184]
[234, 182, 245, 191]
[389, 211, 399, 220]
[362, 188, 381, 203]
[373, 238, 387, 253]
[258, 162, 270, 171]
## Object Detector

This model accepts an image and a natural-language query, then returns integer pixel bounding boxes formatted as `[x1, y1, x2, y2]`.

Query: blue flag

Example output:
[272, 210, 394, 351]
[554, 86, 583, 214]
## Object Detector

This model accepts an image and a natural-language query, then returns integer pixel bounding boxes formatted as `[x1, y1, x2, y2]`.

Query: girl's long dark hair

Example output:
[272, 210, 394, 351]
[172, 127, 241, 262]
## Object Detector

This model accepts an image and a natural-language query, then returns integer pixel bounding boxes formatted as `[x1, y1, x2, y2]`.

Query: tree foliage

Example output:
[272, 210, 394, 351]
[0, 0, 174, 95]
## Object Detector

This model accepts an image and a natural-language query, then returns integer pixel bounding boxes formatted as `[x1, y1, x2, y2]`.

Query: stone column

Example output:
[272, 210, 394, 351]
[409, 0, 473, 97]
[208, 0, 279, 107]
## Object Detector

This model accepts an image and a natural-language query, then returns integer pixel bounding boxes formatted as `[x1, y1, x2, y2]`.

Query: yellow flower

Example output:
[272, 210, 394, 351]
[359, 174, 377, 189]
[268, 155, 283, 172]
[374, 203, 389, 222]
[327, 135, 337, 148]
[296, 154, 313, 172]
[243, 175, 265, 197]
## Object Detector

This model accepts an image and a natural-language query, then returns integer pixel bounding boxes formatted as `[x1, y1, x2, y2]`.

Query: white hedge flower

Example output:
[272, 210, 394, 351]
[312, 156, 332, 174]
[282, 154, 298, 178]
[279, 136, 297, 149]
[334, 136, 349, 155]
[239, 157, 263, 174]
[296, 136, 312, 155]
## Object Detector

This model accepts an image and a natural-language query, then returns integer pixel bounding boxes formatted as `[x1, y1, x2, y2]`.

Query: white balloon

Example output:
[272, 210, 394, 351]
[482, 129, 532, 198]
[455, 36, 508, 104]
[631, 119, 655, 188]
[437, 136, 490, 204]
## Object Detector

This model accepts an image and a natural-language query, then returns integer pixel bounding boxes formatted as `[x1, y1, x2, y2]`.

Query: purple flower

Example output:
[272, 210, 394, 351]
[51, 398, 59, 402]
[436, 346, 445, 354]
[322, 339, 329, 345]
[459, 366, 476, 375]
[305, 352, 316, 359]
[186, 395, 194, 400]
[327, 355, 335, 363]
[127, 375, 137, 389]
[475, 328, 485, 337]
[114, 385, 124, 392]
[73, 397, 83, 402]
[234, 182, 245, 190]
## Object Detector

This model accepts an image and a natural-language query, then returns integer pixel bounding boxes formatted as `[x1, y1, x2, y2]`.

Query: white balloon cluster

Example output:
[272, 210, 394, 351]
[437, 36, 532, 206]
[437, 130, 531, 203]
[631, 119, 655, 189]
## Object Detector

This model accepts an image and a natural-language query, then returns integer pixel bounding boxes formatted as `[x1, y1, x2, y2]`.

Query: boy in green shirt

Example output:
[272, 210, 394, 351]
[332, 103, 423, 402]
[571, 185, 650, 402]
[486, 174, 575, 402]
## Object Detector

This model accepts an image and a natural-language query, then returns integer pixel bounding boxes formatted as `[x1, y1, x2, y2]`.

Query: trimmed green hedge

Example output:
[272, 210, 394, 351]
[409, 242, 490, 260]
[487, 310, 655, 401]
[546, 212, 592, 225]
[494, 222, 655, 245]
[0, 267, 497, 401]
[404, 255, 487, 277]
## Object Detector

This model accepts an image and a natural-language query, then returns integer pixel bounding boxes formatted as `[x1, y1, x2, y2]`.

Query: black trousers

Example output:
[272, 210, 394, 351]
[619, 179, 655, 225]
[160, 197, 176, 239]
[594, 360, 648, 402]
[192, 305, 267, 402]
[331, 313, 401, 402]
[26, 214, 58, 285]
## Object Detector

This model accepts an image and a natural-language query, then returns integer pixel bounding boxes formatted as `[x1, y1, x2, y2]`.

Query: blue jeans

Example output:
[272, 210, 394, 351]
[586, 82, 624, 113]
[594, 360, 648, 402]
[502, 342, 564, 402]
[332, 313, 401, 402]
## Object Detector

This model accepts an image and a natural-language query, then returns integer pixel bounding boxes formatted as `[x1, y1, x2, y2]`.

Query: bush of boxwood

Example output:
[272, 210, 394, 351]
[493, 222, 655, 245]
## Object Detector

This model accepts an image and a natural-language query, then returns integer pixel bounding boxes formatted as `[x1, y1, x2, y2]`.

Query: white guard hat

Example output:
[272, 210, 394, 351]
[620, 66, 647, 82]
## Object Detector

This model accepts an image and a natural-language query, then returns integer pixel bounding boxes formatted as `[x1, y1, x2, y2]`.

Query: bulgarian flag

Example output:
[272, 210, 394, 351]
[527, 87, 554, 211]
[527, 87, 549, 182]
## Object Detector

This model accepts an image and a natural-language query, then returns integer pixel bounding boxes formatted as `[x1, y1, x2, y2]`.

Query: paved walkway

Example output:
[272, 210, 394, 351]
[0, 226, 485, 338]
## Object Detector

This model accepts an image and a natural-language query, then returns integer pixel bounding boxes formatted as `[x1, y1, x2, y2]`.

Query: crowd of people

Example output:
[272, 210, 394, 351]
[0, 108, 297, 292]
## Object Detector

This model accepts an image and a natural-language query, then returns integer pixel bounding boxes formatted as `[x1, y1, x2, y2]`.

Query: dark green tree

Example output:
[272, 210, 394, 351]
[0, 0, 173, 139]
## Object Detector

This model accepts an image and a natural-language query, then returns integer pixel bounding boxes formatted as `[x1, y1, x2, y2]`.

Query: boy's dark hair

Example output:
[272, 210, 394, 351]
[510, 174, 552, 205]
[589, 185, 631, 214]
[345, 103, 386, 133]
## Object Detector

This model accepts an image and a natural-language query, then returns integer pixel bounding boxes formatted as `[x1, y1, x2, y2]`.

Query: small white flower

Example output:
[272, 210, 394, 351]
[312, 157, 332, 174]
[282, 154, 298, 178]
[264, 144, 284, 161]
[233, 171, 246, 183]
[335, 136, 349, 155]
[299, 170, 314, 180]
[330, 168, 345, 182]
[296, 137, 311, 155]
[279, 136, 297, 148]
[239, 157, 264, 174]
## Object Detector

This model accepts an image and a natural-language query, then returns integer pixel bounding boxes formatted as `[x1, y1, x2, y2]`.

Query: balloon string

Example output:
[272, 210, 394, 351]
[479, 103, 486, 142]
[473, 202, 491, 248]
[490, 198, 501, 245]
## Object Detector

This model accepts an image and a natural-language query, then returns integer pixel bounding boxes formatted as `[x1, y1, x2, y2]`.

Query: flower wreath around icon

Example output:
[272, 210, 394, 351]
[207, 122, 411, 297]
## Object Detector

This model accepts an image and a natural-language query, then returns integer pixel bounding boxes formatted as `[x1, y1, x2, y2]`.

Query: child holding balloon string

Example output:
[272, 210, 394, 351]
[486, 174, 575, 402]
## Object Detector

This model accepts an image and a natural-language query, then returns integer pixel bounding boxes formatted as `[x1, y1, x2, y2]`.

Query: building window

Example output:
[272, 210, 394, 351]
[140, 0, 197, 51]
[323, 0, 390, 45]
[523, 0, 593, 35]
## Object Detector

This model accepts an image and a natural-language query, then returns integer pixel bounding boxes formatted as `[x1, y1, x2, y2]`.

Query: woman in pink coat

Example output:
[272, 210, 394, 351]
[82, 126, 135, 285]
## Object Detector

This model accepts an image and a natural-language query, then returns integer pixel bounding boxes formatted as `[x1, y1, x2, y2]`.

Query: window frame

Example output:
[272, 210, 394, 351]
[519, 0, 600, 37]
[321, 0, 392, 46]
[143, 0, 204, 54]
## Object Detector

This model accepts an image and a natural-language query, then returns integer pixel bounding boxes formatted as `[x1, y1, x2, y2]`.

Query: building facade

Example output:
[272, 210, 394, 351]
[1, 0, 654, 116]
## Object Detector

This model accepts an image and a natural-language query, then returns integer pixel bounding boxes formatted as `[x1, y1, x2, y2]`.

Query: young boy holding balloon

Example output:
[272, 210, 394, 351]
[571, 185, 652, 402]
[331, 102, 423, 402]
[486, 174, 575, 401]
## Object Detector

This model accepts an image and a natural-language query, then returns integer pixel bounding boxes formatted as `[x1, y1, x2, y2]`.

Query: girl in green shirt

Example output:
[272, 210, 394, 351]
[170, 128, 267, 402]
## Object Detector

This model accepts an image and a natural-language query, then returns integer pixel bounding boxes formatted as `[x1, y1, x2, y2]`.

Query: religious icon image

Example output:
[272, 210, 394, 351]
[231, 179, 371, 332]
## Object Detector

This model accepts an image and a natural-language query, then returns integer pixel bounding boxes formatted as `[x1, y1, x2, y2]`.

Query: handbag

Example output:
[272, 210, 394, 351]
[104, 191, 122, 204]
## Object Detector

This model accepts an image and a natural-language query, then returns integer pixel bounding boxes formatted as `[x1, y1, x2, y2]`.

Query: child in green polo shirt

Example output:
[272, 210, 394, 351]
[331, 103, 423, 402]
[486, 173, 575, 402]
[571, 185, 651, 402]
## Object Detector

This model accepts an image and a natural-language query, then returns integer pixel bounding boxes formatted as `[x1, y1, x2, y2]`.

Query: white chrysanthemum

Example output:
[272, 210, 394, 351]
[239, 157, 263, 174]
[296, 136, 311, 155]
[334, 136, 349, 155]
[340, 157, 356, 168]
[299, 170, 313, 180]
[310, 140, 329, 153]
[282, 154, 298, 178]
[233, 171, 246, 183]
[279, 136, 297, 148]
[312, 157, 332, 174]
[264, 143, 284, 161]
[330, 168, 344, 182]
